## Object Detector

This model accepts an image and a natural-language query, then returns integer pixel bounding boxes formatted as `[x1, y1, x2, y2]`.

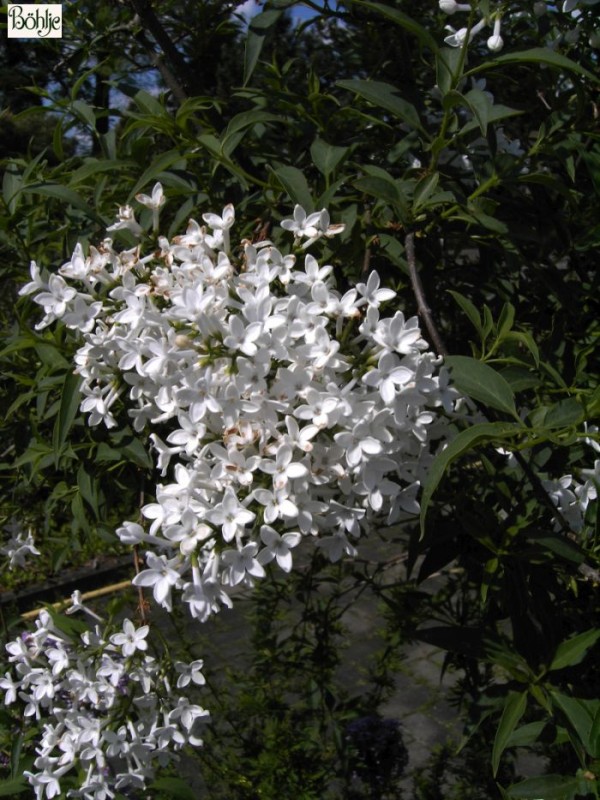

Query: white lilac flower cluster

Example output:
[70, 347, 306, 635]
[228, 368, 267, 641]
[439, 1, 505, 52]
[19, 187, 456, 622]
[0, 518, 41, 569]
[439, 0, 600, 52]
[543, 459, 600, 534]
[0, 609, 208, 800]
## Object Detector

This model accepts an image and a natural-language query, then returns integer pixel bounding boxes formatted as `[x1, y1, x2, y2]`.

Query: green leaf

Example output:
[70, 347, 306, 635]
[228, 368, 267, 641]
[353, 175, 407, 214]
[543, 398, 585, 429]
[310, 138, 349, 179]
[354, 1, 439, 54]
[243, 10, 283, 86]
[590, 706, 600, 759]
[52, 371, 82, 455]
[527, 532, 584, 566]
[463, 88, 495, 136]
[412, 172, 439, 212]
[337, 79, 424, 132]
[0, 778, 28, 796]
[23, 183, 102, 221]
[71, 99, 96, 129]
[473, 47, 598, 83]
[444, 355, 518, 417]
[221, 110, 280, 157]
[129, 150, 186, 200]
[507, 775, 579, 799]
[436, 48, 463, 95]
[504, 332, 540, 368]
[121, 437, 152, 469]
[505, 721, 546, 748]
[2, 162, 23, 214]
[70, 158, 134, 185]
[132, 89, 165, 116]
[492, 691, 528, 777]
[549, 630, 600, 672]
[550, 692, 596, 755]
[448, 290, 481, 334]
[271, 165, 313, 211]
[149, 777, 196, 800]
[77, 465, 100, 518]
[497, 303, 515, 339]
[420, 421, 521, 536]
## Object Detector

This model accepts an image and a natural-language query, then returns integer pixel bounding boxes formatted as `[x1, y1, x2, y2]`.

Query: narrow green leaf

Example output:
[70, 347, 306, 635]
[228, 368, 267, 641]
[310, 138, 349, 179]
[77, 465, 99, 518]
[52, 370, 82, 455]
[271, 165, 313, 211]
[492, 691, 527, 777]
[70, 159, 134, 185]
[550, 691, 596, 755]
[132, 89, 165, 116]
[122, 438, 152, 469]
[355, 1, 439, 54]
[23, 183, 101, 220]
[505, 721, 546, 748]
[527, 532, 584, 566]
[129, 150, 186, 200]
[504, 332, 540, 367]
[71, 99, 96, 129]
[337, 79, 424, 131]
[149, 777, 196, 800]
[459, 104, 523, 138]
[589, 705, 600, 759]
[543, 397, 585, 430]
[444, 355, 518, 417]
[353, 175, 405, 212]
[420, 421, 521, 536]
[448, 290, 481, 334]
[223, 109, 280, 140]
[549, 630, 600, 672]
[463, 88, 494, 135]
[473, 47, 598, 83]
[10, 732, 23, 779]
[243, 10, 283, 86]
[436, 48, 463, 95]
[507, 775, 579, 799]
[2, 163, 23, 214]
[412, 172, 439, 212]
[0, 778, 28, 796]
[497, 302, 516, 339]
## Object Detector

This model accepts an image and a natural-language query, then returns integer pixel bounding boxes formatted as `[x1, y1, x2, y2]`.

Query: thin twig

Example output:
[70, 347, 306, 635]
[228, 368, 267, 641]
[405, 232, 448, 356]
[21, 580, 131, 621]
[134, 480, 148, 624]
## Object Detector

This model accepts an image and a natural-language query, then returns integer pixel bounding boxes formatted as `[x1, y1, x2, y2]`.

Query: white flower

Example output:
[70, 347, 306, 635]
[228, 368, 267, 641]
[280, 205, 345, 247]
[258, 526, 301, 572]
[135, 182, 165, 211]
[106, 205, 143, 236]
[110, 619, 149, 657]
[132, 552, 182, 611]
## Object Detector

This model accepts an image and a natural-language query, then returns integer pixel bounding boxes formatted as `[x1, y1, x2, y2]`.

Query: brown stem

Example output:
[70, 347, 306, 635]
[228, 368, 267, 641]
[134, 480, 148, 624]
[128, 0, 190, 102]
[404, 234, 582, 545]
[405, 232, 448, 357]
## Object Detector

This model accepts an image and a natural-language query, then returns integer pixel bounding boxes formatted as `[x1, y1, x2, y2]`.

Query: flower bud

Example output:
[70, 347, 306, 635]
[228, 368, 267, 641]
[439, 0, 459, 13]
[487, 34, 504, 51]
[487, 17, 503, 52]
